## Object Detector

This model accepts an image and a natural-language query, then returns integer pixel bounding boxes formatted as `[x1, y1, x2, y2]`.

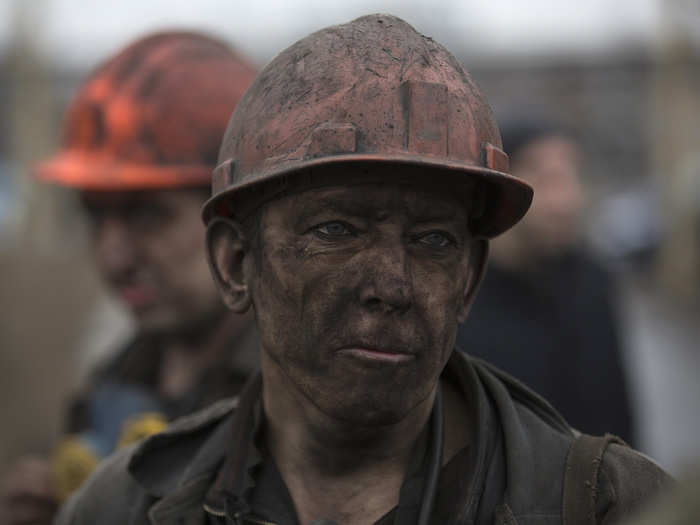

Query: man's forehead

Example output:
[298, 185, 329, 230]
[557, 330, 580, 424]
[81, 187, 202, 207]
[273, 183, 467, 222]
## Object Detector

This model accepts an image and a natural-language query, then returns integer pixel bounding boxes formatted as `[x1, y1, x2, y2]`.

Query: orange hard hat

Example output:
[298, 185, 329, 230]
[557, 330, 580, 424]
[203, 14, 532, 238]
[35, 31, 257, 190]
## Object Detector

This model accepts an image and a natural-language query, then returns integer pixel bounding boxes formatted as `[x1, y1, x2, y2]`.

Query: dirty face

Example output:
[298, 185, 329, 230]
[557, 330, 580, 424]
[510, 135, 584, 258]
[82, 188, 221, 335]
[247, 182, 483, 425]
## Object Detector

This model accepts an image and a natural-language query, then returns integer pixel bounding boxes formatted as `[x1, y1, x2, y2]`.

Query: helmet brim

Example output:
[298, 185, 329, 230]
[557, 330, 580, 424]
[34, 150, 211, 191]
[202, 154, 533, 239]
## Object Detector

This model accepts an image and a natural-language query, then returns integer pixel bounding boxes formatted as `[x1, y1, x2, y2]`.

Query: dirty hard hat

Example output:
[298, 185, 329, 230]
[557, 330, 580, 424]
[203, 14, 533, 238]
[35, 31, 257, 190]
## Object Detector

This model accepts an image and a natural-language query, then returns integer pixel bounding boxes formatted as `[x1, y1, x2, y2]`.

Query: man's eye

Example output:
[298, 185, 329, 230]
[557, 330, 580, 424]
[315, 221, 353, 237]
[417, 231, 453, 247]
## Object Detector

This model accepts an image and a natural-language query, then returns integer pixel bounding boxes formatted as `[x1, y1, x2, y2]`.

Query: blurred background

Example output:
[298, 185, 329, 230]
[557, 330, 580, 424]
[0, 0, 698, 476]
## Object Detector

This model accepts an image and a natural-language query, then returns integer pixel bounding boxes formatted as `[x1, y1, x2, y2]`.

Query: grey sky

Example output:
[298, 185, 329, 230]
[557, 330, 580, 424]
[0, 0, 661, 69]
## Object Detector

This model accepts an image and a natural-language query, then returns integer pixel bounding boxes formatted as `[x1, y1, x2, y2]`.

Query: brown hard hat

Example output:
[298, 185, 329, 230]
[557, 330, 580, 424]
[35, 31, 257, 190]
[203, 14, 533, 238]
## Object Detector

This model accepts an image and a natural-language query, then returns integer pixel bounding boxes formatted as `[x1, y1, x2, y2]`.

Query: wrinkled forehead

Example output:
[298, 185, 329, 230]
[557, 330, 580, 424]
[270, 183, 470, 223]
[218, 163, 483, 228]
[239, 167, 484, 230]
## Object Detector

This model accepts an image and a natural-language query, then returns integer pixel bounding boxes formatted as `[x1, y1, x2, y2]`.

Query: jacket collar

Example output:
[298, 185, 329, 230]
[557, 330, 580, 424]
[128, 391, 251, 498]
[469, 355, 574, 523]
[200, 353, 497, 525]
[127, 352, 574, 525]
[203, 374, 264, 517]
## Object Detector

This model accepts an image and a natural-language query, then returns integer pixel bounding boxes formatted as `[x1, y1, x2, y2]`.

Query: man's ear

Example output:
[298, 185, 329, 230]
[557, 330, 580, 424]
[206, 217, 253, 313]
[457, 238, 489, 323]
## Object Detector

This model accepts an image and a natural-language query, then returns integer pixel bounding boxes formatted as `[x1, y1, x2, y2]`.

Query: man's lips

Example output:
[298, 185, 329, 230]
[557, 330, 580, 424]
[119, 285, 158, 308]
[337, 346, 415, 363]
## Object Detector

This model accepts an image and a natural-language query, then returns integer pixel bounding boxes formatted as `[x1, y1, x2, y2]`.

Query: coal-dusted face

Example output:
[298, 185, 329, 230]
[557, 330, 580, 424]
[247, 182, 484, 425]
[82, 188, 221, 336]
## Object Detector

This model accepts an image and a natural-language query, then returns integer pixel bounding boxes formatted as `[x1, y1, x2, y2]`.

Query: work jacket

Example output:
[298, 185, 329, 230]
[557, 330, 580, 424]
[51, 323, 259, 503]
[55, 352, 671, 525]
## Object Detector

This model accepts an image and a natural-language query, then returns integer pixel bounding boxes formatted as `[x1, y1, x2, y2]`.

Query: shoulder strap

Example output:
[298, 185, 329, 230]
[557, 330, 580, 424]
[562, 433, 627, 525]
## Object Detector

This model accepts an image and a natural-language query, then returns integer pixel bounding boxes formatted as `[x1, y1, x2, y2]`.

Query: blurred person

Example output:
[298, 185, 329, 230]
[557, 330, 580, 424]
[57, 15, 669, 525]
[0, 31, 257, 525]
[457, 116, 635, 443]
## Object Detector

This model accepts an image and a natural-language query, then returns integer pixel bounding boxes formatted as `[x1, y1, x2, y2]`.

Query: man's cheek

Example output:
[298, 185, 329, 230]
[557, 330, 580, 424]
[418, 281, 462, 351]
[299, 253, 358, 298]
[420, 274, 462, 311]
[259, 246, 304, 306]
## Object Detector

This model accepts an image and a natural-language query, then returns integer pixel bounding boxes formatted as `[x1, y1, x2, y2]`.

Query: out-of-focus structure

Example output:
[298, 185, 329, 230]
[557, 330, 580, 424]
[653, 0, 700, 301]
[0, 2, 132, 472]
[474, 1, 700, 476]
[464, 1, 700, 473]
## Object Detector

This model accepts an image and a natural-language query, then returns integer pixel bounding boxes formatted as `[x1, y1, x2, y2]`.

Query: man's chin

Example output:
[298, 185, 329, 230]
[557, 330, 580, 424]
[314, 393, 420, 428]
[328, 407, 407, 428]
[133, 310, 181, 337]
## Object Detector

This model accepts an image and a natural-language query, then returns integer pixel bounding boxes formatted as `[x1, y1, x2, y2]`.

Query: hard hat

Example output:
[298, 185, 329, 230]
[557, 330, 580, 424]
[35, 31, 257, 190]
[203, 14, 532, 238]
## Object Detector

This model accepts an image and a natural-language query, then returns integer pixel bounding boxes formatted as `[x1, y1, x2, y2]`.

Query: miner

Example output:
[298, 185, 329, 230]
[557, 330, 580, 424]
[56, 15, 670, 525]
[0, 32, 258, 525]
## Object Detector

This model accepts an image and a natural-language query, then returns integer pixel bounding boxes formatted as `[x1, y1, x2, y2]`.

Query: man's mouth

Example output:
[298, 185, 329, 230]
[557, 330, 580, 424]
[119, 285, 158, 308]
[337, 346, 415, 364]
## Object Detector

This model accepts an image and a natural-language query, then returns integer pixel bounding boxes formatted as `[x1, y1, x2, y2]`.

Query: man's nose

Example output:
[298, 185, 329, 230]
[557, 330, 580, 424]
[94, 217, 136, 276]
[358, 241, 412, 314]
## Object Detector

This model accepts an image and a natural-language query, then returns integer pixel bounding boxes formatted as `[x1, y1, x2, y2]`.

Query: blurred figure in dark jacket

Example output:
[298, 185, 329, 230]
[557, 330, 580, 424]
[457, 116, 635, 443]
[0, 31, 258, 525]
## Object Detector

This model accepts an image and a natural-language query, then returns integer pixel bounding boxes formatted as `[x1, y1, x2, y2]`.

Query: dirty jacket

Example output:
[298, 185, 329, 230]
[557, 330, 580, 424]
[55, 351, 671, 525]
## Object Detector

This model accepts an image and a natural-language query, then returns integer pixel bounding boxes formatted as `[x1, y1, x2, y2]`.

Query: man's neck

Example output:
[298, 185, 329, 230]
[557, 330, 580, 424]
[157, 310, 254, 399]
[261, 351, 436, 525]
